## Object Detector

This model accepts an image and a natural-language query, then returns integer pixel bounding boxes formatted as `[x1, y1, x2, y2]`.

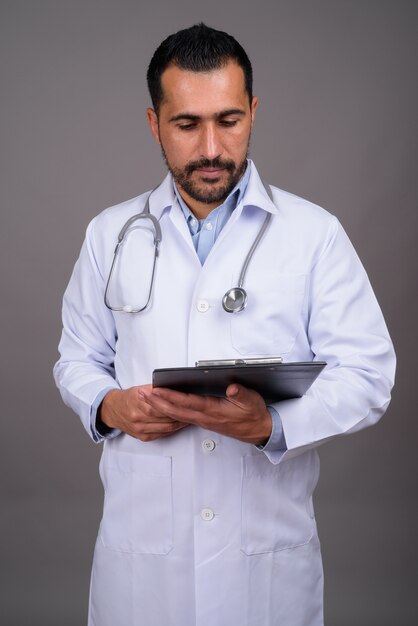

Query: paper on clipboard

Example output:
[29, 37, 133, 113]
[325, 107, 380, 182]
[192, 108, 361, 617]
[152, 360, 326, 404]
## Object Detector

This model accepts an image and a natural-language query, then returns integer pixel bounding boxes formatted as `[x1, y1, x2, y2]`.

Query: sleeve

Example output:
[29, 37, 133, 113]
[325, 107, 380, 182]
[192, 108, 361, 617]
[256, 406, 287, 457]
[53, 219, 121, 442]
[269, 217, 396, 465]
[91, 387, 122, 442]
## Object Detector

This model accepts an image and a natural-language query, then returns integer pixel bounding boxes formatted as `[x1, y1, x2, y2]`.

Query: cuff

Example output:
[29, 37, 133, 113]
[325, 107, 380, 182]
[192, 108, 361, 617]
[90, 387, 122, 443]
[256, 405, 287, 452]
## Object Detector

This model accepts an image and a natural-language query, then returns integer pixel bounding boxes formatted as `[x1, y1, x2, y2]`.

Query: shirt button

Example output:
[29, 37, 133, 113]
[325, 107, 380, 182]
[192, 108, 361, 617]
[201, 508, 215, 521]
[202, 438, 216, 452]
[196, 299, 210, 312]
[205, 222, 213, 231]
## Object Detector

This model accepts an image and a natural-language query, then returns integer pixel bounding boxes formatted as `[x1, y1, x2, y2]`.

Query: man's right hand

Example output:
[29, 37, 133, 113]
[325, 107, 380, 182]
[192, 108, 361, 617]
[98, 385, 189, 441]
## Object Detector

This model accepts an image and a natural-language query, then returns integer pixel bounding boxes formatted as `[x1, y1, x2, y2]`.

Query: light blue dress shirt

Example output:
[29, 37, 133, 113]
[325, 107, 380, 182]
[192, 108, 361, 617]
[173, 164, 251, 265]
[173, 164, 286, 453]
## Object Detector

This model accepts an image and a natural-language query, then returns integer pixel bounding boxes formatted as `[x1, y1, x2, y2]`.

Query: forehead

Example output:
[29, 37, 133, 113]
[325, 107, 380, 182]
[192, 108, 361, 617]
[159, 61, 249, 116]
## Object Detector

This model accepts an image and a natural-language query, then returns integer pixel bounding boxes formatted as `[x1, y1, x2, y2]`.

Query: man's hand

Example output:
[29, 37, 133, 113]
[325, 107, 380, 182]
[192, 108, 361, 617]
[142, 384, 272, 446]
[98, 385, 189, 442]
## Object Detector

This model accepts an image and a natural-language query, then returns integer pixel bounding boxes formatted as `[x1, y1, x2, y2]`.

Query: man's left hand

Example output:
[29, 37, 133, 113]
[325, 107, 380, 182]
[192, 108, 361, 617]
[142, 384, 272, 445]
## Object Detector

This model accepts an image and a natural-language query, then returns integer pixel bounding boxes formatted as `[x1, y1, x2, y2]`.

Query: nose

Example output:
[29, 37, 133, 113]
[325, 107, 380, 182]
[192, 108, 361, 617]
[199, 123, 222, 160]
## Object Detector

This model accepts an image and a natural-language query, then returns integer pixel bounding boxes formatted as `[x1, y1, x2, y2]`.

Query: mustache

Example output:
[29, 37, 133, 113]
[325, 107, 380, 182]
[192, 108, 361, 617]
[185, 157, 236, 175]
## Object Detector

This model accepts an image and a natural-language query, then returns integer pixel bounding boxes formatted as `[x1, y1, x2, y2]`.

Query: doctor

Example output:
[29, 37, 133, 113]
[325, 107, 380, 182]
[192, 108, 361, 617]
[54, 23, 395, 626]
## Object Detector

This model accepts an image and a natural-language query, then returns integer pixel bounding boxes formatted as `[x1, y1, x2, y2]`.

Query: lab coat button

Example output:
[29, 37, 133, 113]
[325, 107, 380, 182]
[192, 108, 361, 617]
[202, 438, 216, 452]
[197, 299, 209, 312]
[201, 508, 214, 521]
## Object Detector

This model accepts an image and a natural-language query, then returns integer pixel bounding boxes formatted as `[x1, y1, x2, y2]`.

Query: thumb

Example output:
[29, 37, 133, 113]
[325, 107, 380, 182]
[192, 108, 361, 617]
[226, 383, 245, 400]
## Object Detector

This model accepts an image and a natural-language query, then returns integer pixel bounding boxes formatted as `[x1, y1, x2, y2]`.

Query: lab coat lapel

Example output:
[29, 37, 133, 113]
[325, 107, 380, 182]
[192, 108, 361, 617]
[242, 161, 280, 215]
[147, 171, 200, 259]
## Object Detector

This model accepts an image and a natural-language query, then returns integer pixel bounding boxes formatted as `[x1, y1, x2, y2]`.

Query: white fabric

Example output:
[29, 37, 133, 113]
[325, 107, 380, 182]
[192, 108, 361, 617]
[54, 161, 395, 626]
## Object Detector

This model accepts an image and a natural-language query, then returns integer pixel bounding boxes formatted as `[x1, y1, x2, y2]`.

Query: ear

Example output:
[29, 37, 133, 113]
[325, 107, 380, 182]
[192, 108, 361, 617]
[250, 96, 258, 128]
[147, 108, 160, 144]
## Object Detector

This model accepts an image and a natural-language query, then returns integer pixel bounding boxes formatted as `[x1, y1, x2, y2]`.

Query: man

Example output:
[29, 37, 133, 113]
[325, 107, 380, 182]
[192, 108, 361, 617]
[54, 23, 395, 626]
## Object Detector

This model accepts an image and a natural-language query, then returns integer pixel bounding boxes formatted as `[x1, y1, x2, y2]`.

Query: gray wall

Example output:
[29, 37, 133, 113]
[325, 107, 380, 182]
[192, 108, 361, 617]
[1, 1, 417, 624]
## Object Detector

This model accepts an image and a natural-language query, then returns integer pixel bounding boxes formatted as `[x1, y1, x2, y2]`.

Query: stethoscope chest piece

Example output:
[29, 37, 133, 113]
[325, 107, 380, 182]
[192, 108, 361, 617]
[222, 287, 248, 313]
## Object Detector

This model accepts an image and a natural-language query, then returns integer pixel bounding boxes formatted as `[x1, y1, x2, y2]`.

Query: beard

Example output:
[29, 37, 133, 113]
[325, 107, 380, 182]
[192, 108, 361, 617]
[161, 147, 248, 205]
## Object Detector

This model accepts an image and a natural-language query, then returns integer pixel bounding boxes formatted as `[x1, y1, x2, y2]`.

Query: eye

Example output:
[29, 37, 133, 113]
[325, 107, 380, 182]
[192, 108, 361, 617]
[178, 123, 197, 131]
[219, 119, 238, 127]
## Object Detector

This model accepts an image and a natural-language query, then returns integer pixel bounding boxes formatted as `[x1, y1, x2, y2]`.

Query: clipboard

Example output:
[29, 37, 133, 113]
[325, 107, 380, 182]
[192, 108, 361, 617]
[152, 360, 326, 404]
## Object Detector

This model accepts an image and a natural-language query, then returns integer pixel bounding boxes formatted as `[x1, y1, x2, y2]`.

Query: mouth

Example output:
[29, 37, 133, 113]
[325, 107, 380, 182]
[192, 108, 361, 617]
[195, 167, 226, 179]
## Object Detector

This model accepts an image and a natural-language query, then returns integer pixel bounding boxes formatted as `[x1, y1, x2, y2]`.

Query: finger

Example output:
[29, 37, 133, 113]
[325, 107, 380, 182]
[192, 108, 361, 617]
[138, 390, 179, 419]
[133, 398, 179, 422]
[225, 383, 260, 409]
[151, 387, 208, 406]
[148, 388, 216, 422]
[225, 383, 246, 406]
[134, 420, 188, 435]
[139, 426, 189, 442]
[226, 383, 240, 399]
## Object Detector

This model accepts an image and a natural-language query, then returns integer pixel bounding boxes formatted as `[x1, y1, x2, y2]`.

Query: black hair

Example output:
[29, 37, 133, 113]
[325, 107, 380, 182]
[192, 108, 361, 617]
[147, 23, 253, 114]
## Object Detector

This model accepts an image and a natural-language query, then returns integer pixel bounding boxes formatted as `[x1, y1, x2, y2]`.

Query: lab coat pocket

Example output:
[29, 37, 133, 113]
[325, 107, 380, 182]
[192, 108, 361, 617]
[241, 454, 315, 555]
[99, 452, 173, 555]
[230, 274, 306, 355]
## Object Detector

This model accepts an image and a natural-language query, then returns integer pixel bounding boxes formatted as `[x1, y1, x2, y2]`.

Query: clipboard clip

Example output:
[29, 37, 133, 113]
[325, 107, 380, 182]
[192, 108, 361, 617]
[195, 357, 283, 367]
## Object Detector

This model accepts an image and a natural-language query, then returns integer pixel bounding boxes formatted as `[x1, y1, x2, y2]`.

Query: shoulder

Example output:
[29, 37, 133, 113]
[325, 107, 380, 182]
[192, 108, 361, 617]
[271, 185, 335, 222]
[246, 163, 339, 240]
[86, 173, 174, 239]
[88, 192, 150, 235]
[78, 192, 152, 267]
[269, 184, 340, 244]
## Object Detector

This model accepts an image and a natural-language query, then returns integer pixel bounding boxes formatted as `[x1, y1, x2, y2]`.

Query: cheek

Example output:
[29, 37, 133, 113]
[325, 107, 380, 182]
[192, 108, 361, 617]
[227, 127, 251, 149]
[161, 135, 192, 162]
[229, 136, 251, 159]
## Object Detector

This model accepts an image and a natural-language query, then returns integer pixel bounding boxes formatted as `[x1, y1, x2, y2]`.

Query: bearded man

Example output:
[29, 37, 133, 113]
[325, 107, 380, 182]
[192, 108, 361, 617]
[54, 23, 395, 626]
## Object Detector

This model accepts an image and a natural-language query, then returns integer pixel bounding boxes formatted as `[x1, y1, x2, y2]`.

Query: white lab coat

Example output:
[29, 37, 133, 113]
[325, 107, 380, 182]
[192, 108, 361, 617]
[54, 161, 395, 626]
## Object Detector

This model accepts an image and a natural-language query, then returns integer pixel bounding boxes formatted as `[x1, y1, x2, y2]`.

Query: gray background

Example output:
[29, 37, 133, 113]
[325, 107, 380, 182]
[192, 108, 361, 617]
[1, 1, 417, 624]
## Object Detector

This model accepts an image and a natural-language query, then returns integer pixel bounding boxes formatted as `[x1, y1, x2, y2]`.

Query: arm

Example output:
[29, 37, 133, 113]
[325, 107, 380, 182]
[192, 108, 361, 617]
[53, 221, 121, 441]
[139, 218, 395, 462]
[267, 218, 396, 463]
[53, 219, 183, 442]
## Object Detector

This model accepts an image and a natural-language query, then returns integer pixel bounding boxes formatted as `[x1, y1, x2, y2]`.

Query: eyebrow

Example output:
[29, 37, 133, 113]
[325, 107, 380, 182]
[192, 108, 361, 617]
[168, 109, 246, 123]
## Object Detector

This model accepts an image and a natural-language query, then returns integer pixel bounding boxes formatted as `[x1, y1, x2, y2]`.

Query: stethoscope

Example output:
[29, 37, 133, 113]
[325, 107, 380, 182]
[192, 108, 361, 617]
[104, 182, 273, 314]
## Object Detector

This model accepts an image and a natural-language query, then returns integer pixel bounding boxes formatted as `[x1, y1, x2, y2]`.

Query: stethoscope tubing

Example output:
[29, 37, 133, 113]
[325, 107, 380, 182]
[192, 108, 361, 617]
[104, 181, 274, 314]
[104, 192, 161, 313]
[236, 211, 271, 290]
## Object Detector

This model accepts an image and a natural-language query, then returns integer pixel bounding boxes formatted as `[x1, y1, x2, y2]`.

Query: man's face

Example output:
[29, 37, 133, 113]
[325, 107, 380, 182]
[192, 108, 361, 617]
[147, 61, 258, 216]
